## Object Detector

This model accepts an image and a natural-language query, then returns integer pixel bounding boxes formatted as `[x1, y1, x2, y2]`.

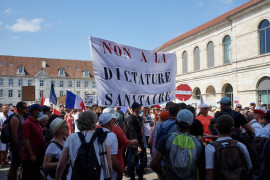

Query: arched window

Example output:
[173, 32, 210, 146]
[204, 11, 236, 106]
[259, 19, 270, 55]
[223, 35, 232, 64]
[182, 51, 188, 74]
[223, 84, 233, 107]
[194, 47, 200, 71]
[257, 76, 270, 108]
[207, 41, 214, 67]
[193, 88, 201, 100]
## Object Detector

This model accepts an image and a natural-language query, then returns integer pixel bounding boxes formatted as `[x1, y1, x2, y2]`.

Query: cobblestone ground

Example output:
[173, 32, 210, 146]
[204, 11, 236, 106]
[0, 150, 157, 180]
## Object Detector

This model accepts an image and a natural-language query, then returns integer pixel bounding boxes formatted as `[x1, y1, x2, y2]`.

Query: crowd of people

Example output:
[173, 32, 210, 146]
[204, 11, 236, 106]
[0, 97, 270, 180]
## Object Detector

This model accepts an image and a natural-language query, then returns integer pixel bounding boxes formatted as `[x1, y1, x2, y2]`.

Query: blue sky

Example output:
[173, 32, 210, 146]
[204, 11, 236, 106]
[0, 0, 250, 60]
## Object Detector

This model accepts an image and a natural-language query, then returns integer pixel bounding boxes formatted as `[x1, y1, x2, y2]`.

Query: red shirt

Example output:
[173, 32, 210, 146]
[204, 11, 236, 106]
[196, 114, 213, 137]
[96, 124, 129, 172]
[22, 116, 45, 160]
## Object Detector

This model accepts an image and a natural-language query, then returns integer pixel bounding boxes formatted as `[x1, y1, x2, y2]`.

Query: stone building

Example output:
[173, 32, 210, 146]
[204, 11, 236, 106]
[157, 0, 270, 108]
[0, 55, 96, 105]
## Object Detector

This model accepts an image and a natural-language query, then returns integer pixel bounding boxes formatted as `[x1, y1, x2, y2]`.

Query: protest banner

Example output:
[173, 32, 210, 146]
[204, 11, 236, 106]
[90, 36, 176, 107]
[84, 94, 97, 107]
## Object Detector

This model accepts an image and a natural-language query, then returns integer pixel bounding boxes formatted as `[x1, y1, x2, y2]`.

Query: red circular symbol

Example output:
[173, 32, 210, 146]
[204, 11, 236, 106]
[176, 84, 192, 101]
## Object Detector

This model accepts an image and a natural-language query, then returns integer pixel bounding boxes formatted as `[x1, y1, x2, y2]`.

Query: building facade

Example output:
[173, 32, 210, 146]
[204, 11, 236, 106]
[158, 0, 270, 108]
[0, 55, 96, 105]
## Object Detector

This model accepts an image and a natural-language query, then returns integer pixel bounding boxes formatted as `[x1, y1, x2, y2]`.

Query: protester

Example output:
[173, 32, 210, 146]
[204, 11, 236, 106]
[187, 105, 204, 140]
[254, 108, 266, 127]
[21, 104, 46, 180]
[65, 109, 74, 135]
[73, 109, 81, 133]
[99, 107, 138, 178]
[126, 102, 145, 180]
[250, 102, 256, 111]
[43, 118, 69, 180]
[141, 107, 153, 151]
[235, 104, 242, 112]
[205, 115, 252, 180]
[259, 110, 270, 139]
[56, 110, 112, 180]
[151, 109, 205, 179]
[42, 106, 52, 117]
[196, 104, 213, 141]
[114, 107, 126, 133]
[244, 111, 263, 138]
[148, 110, 169, 157]
[60, 105, 66, 119]
[8, 102, 27, 180]
[0, 104, 9, 168]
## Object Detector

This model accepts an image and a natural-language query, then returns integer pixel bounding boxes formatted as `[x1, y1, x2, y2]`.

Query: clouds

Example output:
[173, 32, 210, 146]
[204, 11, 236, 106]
[6, 18, 43, 32]
[3, 8, 15, 14]
[219, 0, 233, 3]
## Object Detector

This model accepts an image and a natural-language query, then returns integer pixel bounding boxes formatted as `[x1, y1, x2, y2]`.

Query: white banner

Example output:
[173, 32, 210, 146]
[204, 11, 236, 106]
[84, 94, 97, 107]
[89, 37, 176, 107]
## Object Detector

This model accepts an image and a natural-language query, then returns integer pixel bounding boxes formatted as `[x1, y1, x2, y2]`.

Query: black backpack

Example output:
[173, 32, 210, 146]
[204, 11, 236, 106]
[71, 130, 107, 180]
[1, 114, 20, 143]
[210, 139, 248, 180]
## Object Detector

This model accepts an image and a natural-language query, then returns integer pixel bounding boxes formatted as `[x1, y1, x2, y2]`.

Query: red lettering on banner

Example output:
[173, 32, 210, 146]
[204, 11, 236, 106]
[141, 52, 147, 62]
[123, 48, 131, 59]
[114, 45, 122, 56]
[102, 42, 112, 54]
[155, 52, 166, 63]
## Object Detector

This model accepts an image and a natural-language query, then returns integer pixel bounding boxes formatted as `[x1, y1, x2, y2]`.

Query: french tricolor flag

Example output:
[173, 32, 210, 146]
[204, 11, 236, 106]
[66, 91, 85, 110]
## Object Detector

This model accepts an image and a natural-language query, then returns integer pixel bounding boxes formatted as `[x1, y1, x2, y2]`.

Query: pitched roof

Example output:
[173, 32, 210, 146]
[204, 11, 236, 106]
[0, 55, 94, 79]
[157, 0, 262, 51]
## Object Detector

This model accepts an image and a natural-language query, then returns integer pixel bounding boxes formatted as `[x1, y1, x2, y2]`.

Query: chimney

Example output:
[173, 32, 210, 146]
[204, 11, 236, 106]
[42, 61, 46, 68]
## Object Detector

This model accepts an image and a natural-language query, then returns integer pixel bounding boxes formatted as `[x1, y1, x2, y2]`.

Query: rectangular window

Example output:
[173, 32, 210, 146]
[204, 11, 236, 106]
[40, 80, 44, 87]
[0, 79, 3, 86]
[92, 82, 96, 89]
[68, 81, 72, 87]
[60, 91, 64, 97]
[59, 69, 65, 76]
[84, 81, 88, 88]
[19, 79, 22, 86]
[9, 79, 13, 86]
[0, 90, 3, 98]
[40, 90, 44, 99]
[77, 81, 80, 88]
[28, 80, 32, 86]
[8, 90, 13, 97]
[60, 81, 64, 87]
[18, 90, 21, 98]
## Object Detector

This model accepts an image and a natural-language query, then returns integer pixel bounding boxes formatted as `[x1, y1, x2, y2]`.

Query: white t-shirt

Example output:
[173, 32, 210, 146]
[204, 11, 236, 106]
[45, 141, 64, 180]
[205, 137, 252, 170]
[74, 113, 80, 133]
[141, 114, 152, 137]
[101, 128, 118, 180]
[64, 131, 110, 180]
[249, 119, 263, 138]
[260, 123, 270, 139]
[0, 113, 7, 151]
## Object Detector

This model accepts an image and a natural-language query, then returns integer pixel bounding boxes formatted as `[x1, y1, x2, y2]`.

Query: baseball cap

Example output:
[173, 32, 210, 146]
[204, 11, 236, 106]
[244, 107, 250, 110]
[176, 109, 194, 126]
[131, 102, 142, 110]
[98, 113, 114, 125]
[160, 110, 169, 120]
[50, 118, 65, 134]
[250, 102, 256, 105]
[201, 104, 209, 108]
[103, 107, 117, 118]
[217, 97, 231, 104]
[254, 109, 266, 116]
[236, 104, 242, 108]
[29, 104, 42, 112]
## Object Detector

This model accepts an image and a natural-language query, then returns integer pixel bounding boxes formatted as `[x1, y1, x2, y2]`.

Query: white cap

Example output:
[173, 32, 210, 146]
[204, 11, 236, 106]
[103, 107, 117, 118]
[98, 113, 114, 125]
[201, 104, 209, 108]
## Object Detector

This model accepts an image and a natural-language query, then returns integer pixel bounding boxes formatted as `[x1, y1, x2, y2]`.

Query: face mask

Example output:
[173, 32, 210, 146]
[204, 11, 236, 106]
[38, 111, 43, 118]
[138, 110, 142, 114]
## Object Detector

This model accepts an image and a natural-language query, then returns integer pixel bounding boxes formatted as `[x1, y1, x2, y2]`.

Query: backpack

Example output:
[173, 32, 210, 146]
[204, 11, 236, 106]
[1, 114, 20, 143]
[71, 129, 108, 180]
[210, 139, 248, 180]
[165, 133, 198, 179]
[45, 141, 69, 179]
[155, 121, 175, 148]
